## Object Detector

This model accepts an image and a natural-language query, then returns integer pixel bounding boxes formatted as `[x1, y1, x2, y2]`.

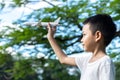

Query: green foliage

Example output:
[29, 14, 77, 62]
[109, 52, 120, 61]
[115, 62, 120, 80]
[109, 0, 120, 20]
[0, 53, 14, 79]
[0, 52, 39, 80]
[41, 59, 79, 80]
[12, 0, 29, 7]
[0, 0, 120, 79]
[0, 52, 79, 80]
[4, 26, 48, 47]
[13, 59, 39, 80]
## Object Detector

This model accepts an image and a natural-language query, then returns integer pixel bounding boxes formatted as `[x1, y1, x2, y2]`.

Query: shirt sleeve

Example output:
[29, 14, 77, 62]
[75, 53, 92, 71]
[99, 60, 115, 80]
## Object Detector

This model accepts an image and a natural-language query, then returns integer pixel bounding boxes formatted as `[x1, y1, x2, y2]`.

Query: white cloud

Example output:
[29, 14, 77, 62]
[26, 1, 63, 10]
[0, 0, 63, 23]
[0, 22, 23, 36]
[37, 53, 45, 59]
[22, 52, 31, 58]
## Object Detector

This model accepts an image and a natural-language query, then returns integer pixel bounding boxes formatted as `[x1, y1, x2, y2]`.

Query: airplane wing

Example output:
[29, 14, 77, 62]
[23, 17, 61, 27]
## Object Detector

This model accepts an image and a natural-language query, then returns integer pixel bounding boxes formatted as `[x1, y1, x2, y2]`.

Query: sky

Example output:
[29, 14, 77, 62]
[0, 0, 63, 23]
[0, 0, 97, 23]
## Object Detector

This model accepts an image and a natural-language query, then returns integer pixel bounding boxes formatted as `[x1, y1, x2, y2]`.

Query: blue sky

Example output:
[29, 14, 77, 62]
[0, 0, 63, 23]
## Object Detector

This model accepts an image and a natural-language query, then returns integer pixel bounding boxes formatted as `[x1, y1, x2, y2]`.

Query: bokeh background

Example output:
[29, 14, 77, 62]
[0, 0, 120, 80]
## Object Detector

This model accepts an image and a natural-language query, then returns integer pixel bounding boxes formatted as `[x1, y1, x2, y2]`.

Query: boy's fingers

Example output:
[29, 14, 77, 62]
[47, 23, 51, 30]
[53, 26, 56, 31]
[47, 23, 57, 33]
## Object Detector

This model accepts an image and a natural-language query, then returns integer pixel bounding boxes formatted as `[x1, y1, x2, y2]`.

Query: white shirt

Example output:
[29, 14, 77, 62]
[75, 53, 115, 80]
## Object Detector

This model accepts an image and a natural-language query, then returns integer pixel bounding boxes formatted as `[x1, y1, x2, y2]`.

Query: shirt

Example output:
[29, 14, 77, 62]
[75, 53, 115, 80]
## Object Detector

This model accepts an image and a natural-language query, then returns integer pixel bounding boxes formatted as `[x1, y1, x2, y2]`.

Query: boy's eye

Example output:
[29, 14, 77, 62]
[81, 34, 85, 38]
[83, 34, 86, 36]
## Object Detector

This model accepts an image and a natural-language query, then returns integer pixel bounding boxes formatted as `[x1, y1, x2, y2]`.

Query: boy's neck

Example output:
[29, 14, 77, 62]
[93, 50, 106, 57]
[89, 47, 106, 63]
[92, 45, 106, 57]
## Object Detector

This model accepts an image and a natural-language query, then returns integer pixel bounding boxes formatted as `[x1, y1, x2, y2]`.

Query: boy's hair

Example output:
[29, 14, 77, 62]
[83, 14, 116, 47]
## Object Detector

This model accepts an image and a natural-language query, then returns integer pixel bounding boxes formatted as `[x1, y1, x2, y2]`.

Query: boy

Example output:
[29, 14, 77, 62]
[47, 14, 116, 80]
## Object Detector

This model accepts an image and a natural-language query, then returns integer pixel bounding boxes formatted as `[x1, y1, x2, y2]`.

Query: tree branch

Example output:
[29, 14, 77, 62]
[42, 0, 56, 7]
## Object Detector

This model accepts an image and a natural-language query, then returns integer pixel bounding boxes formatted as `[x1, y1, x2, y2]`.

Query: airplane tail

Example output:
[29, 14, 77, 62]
[54, 17, 61, 24]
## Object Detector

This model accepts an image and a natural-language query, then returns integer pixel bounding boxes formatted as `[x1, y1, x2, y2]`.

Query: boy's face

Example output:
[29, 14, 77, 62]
[81, 23, 96, 52]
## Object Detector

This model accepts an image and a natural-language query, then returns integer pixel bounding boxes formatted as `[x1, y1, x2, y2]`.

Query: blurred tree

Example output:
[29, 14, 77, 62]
[0, 0, 120, 80]
[0, 53, 13, 80]
[115, 61, 120, 80]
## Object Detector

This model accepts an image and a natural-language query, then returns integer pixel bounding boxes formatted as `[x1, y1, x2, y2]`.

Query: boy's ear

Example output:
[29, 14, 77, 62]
[95, 31, 102, 42]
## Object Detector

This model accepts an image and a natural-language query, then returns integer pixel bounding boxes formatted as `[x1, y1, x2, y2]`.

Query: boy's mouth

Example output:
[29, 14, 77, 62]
[82, 43, 84, 46]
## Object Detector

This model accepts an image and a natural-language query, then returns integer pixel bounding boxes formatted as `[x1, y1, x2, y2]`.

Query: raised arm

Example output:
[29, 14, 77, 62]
[47, 24, 76, 66]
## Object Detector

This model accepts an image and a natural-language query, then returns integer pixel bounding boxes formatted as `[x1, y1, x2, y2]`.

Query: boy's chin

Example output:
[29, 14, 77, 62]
[84, 49, 92, 52]
[84, 49, 88, 52]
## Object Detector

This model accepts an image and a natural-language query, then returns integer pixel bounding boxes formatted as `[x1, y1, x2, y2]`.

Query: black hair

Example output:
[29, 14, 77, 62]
[83, 14, 116, 47]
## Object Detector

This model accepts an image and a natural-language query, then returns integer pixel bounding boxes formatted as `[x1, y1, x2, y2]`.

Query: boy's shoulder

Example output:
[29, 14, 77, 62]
[100, 55, 113, 65]
[76, 52, 92, 58]
[75, 52, 92, 62]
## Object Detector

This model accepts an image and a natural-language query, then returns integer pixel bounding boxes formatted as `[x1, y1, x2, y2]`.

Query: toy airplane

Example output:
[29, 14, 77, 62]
[23, 17, 61, 27]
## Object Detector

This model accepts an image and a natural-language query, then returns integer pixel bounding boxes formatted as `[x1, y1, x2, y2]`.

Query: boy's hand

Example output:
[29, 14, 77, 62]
[47, 23, 56, 39]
